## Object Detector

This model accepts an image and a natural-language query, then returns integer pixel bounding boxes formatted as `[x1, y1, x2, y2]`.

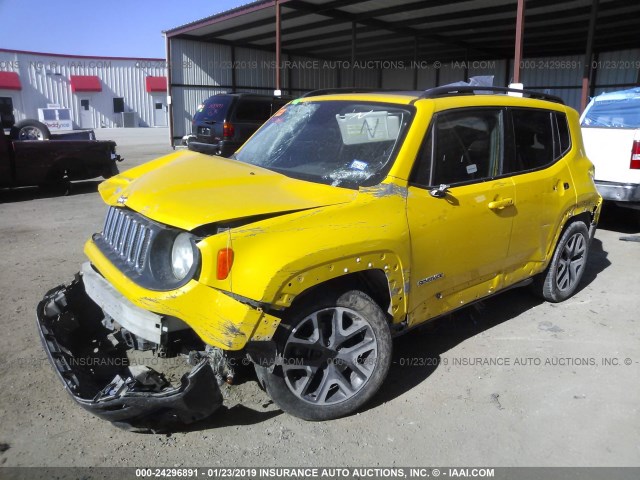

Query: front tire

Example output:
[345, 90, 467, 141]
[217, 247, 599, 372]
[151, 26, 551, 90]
[535, 221, 590, 302]
[258, 290, 392, 421]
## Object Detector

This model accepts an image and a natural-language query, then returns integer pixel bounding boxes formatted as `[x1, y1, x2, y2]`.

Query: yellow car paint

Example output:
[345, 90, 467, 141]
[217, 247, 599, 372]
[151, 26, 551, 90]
[84, 239, 280, 350]
[99, 150, 358, 231]
[87, 91, 602, 351]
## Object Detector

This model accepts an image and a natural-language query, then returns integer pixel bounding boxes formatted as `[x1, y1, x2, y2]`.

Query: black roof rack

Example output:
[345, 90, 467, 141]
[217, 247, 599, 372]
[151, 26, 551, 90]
[301, 87, 381, 98]
[300, 86, 565, 105]
[419, 85, 564, 105]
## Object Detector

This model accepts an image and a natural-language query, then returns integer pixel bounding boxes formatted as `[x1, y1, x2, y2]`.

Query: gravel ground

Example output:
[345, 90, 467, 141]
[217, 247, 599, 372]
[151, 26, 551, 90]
[0, 128, 638, 469]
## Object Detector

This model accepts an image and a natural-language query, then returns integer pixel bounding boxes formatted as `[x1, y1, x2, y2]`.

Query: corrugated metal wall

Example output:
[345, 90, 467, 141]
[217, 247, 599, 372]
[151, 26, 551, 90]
[170, 39, 233, 138]
[235, 47, 283, 92]
[416, 66, 437, 90]
[382, 68, 413, 90]
[592, 48, 640, 95]
[0, 50, 167, 129]
[171, 40, 232, 87]
[288, 55, 338, 96]
[168, 37, 639, 141]
[1, 43, 637, 142]
[519, 54, 584, 111]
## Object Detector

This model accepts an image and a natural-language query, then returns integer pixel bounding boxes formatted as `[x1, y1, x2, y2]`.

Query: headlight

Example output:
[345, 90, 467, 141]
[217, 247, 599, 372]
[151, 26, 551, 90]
[171, 233, 195, 280]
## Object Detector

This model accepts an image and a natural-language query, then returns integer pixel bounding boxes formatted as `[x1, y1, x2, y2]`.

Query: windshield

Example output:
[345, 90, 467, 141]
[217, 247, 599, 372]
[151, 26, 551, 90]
[234, 100, 414, 188]
[582, 97, 640, 128]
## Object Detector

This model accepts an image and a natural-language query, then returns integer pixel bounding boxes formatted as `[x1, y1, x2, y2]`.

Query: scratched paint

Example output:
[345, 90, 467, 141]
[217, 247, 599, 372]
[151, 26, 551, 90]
[363, 182, 408, 199]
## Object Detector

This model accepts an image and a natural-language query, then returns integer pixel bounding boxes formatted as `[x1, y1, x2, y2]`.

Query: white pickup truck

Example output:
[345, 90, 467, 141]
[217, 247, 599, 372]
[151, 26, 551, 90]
[580, 87, 640, 211]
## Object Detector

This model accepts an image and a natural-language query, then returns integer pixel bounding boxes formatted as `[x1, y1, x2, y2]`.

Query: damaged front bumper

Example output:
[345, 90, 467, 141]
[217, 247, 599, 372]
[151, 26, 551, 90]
[36, 276, 223, 432]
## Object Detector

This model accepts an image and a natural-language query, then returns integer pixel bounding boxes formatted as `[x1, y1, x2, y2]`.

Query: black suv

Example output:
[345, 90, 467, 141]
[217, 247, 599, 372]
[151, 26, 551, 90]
[188, 93, 290, 157]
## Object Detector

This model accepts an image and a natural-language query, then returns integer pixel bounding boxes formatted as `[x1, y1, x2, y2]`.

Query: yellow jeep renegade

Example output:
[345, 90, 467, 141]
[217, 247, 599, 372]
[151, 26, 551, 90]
[38, 86, 602, 430]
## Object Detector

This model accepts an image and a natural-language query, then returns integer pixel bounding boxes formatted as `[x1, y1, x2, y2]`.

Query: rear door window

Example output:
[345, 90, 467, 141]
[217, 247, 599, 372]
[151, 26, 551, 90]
[194, 97, 233, 123]
[508, 109, 554, 172]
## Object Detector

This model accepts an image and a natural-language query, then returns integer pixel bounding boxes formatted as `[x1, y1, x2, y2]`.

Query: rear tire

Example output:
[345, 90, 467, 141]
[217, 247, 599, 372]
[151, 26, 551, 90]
[10, 119, 51, 141]
[257, 289, 392, 421]
[534, 221, 590, 302]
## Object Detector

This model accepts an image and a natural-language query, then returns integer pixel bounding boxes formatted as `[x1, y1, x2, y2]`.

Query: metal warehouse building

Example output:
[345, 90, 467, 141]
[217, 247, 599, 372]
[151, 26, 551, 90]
[0, 49, 169, 130]
[164, 0, 640, 145]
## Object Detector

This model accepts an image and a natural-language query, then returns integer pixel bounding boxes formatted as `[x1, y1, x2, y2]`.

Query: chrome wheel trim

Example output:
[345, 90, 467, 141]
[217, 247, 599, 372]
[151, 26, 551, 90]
[19, 126, 44, 140]
[556, 232, 586, 292]
[282, 306, 378, 405]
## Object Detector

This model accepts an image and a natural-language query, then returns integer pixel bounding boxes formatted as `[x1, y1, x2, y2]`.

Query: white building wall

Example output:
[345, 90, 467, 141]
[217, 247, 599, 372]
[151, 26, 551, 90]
[0, 49, 167, 129]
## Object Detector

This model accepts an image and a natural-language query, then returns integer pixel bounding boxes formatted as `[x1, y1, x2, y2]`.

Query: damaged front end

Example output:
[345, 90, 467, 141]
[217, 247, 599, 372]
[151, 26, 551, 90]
[36, 276, 224, 432]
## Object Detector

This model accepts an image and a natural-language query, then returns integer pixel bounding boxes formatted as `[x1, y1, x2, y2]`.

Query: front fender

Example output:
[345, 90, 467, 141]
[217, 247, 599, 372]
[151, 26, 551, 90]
[267, 250, 409, 324]
[223, 189, 411, 323]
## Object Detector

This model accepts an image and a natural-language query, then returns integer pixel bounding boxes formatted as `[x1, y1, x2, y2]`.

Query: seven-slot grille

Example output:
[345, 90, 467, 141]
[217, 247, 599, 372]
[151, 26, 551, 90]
[101, 207, 152, 271]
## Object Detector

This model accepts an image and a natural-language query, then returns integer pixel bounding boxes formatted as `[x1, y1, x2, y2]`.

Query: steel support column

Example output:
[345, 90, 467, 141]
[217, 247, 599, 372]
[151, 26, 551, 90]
[413, 37, 419, 90]
[581, 0, 599, 112]
[512, 0, 525, 84]
[275, 0, 282, 92]
[165, 34, 174, 148]
[351, 21, 357, 87]
[231, 45, 237, 92]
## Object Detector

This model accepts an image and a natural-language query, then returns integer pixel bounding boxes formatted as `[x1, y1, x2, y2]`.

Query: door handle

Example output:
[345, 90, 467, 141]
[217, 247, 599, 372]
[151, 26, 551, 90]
[488, 198, 514, 210]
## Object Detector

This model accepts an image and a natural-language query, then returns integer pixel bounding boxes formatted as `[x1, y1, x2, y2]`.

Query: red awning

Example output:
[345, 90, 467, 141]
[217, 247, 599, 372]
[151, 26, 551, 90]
[145, 76, 167, 92]
[70, 75, 102, 92]
[0, 71, 21, 90]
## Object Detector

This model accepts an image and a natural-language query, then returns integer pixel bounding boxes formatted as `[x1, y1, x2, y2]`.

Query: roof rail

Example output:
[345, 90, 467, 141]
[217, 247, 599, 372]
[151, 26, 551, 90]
[301, 87, 380, 98]
[419, 85, 564, 105]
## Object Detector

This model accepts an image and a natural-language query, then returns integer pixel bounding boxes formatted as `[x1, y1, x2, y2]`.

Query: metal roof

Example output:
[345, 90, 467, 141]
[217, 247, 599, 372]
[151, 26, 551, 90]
[165, 0, 640, 62]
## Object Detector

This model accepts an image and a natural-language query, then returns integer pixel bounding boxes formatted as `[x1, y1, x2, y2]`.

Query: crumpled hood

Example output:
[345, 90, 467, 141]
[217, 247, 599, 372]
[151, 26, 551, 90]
[99, 150, 357, 231]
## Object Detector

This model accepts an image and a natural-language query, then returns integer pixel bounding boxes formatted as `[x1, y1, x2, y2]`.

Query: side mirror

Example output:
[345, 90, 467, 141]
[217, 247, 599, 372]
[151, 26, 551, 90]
[429, 184, 450, 198]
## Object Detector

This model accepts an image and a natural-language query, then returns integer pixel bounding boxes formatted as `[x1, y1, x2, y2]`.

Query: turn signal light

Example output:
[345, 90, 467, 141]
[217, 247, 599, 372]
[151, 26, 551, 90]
[217, 248, 234, 280]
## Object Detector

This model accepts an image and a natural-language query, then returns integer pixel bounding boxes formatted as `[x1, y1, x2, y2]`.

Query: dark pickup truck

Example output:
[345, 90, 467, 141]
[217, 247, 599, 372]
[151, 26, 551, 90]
[1, 126, 122, 190]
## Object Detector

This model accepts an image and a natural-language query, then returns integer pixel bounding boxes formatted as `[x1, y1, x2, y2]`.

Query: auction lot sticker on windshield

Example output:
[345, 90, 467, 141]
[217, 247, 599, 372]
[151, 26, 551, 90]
[337, 111, 394, 145]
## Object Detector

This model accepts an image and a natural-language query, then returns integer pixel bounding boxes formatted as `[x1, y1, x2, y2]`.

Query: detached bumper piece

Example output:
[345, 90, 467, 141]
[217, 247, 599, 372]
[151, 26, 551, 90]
[36, 276, 223, 432]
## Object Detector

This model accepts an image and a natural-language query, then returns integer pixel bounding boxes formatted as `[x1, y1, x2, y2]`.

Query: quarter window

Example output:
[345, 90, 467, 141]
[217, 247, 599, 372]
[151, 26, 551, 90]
[554, 112, 571, 157]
